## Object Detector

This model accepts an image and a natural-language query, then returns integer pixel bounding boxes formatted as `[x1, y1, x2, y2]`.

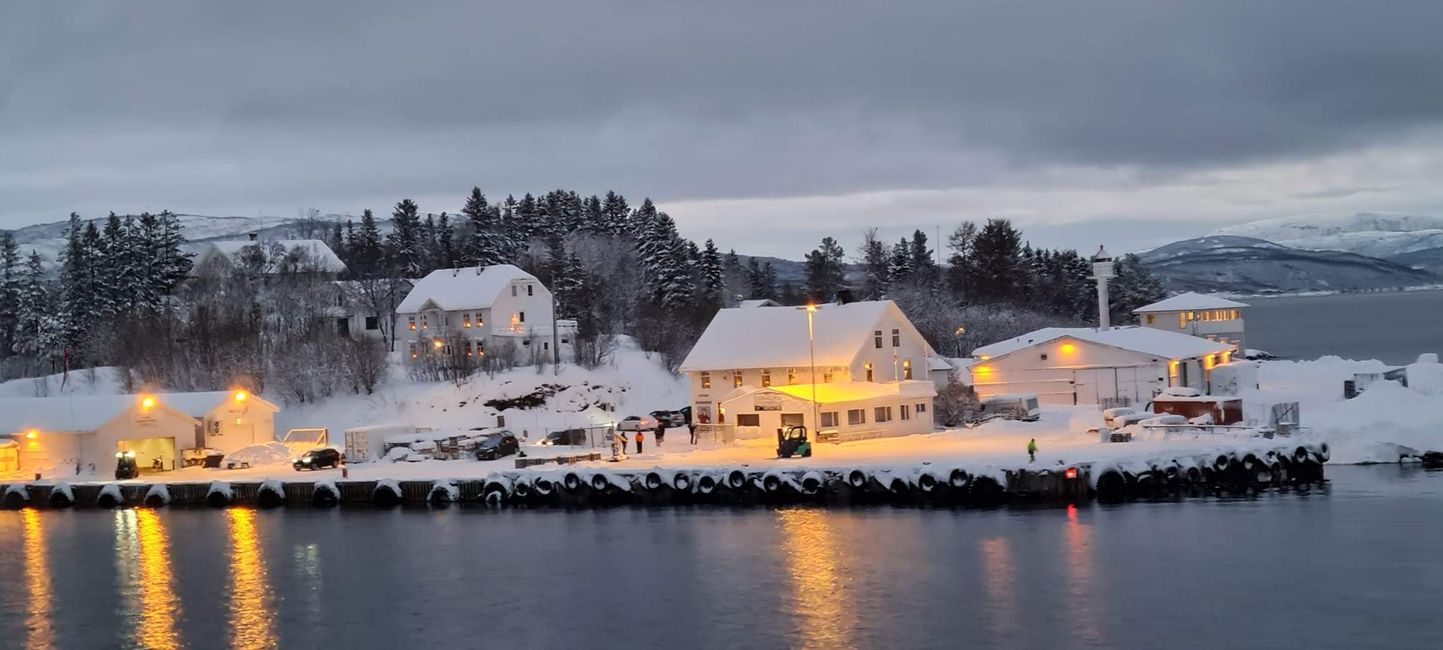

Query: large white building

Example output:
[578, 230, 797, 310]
[679, 300, 938, 441]
[396, 264, 573, 363]
[0, 391, 278, 478]
[1133, 292, 1249, 352]
[969, 327, 1238, 406]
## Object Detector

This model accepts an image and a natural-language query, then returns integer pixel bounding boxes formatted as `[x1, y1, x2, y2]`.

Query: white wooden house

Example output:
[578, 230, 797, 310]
[0, 391, 279, 477]
[1133, 292, 1249, 352]
[396, 264, 574, 363]
[969, 327, 1238, 406]
[680, 300, 937, 441]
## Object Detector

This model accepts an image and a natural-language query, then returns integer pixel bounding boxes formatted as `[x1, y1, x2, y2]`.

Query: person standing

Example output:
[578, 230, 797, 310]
[655, 423, 666, 447]
[634, 430, 644, 454]
[1027, 438, 1038, 463]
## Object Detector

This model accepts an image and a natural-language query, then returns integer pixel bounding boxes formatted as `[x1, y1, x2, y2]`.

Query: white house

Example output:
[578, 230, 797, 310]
[969, 327, 1238, 407]
[0, 390, 279, 477]
[396, 264, 573, 363]
[679, 300, 937, 441]
[190, 238, 347, 277]
[1133, 292, 1249, 352]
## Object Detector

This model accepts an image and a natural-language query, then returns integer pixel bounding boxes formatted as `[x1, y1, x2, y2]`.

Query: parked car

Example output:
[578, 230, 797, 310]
[649, 410, 686, 427]
[978, 393, 1041, 422]
[475, 432, 520, 460]
[540, 428, 587, 446]
[293, 447, 343, 471]
[617, 415, 659, 432]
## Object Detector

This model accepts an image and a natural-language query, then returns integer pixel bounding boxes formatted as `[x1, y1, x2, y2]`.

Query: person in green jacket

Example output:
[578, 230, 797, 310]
[1027, 438, 1038, 463]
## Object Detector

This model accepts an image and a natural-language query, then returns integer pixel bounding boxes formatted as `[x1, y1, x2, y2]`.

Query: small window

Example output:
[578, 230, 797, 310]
[543, 342, 549, 351]
[874, 406, 892, 423]
[365, 316, 379, 330]
[864, 363, 874, 382]
[733, 373, 743, 388]
[518, 311, 525, 323]
[1145, 314, 1155, 325]
[407, 315, 416, 331]
[891, 328, 900, 347]
[1041, 353, 1049, 361]
[901, 404, 911, 420]
[902, 359, 913, 380]
[463, 313, 472, 328]
[408, 343, 417, 358]
[761, 370, 772, 388]
[874, 330, 883, 349]
[916, 402, 927, 413]
[420, 314, 429, 330]
[561, 337, 570, 344]
[787, 368, 797, 384]
[737, 414, 760, 427]
[823, 368, 834, 383]
[476, 315, 484, 327]
[847, 409, 866, 425]
[820, 411, 839, 428]
[527, 285, 534, 296]
[701, 372, 711, 389]
[464, 340, 474, 356]
[511, 285, 518, 297]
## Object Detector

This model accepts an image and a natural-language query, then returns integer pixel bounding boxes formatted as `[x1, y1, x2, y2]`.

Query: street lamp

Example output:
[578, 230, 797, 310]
[797, 304, 820, 433]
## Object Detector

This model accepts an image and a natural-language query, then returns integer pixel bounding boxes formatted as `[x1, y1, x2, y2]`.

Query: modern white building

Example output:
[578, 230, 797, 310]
[0, 390, 279, 477]
[969, 327, 1238, 406]
[679, 300, 937, 441]
[396, 264, 573, 363]
[1133, 292, 1249, 352]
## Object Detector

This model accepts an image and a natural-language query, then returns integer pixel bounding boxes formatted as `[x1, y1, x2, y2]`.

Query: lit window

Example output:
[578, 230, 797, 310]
[464, 340, 473, 356]
[901, 404, 911, 420]
[874, 330, 883, 349]
[420, 314, 429, 330]
[864, 362, 874, 382]
[518, 311, 525, 323]
[1146, 314, 1155, 325]
[1177, 313, 1186, 328]
[820, 412, 838, 428]
[847, 409, 866, 425]
[761, 370, 772, 388]
[701, 372, 711, 389]
[408, 343, 417, 358]
[733, 373, 743, 388]
[903, 359, 913, 380]
[874, 406, 892, 423]
[408, 315, 416, 331]
[823, 368, 834, 383]
[892, 328, 900, 347]
[787, 368, 797, 384]
[463, 313, 471, 328]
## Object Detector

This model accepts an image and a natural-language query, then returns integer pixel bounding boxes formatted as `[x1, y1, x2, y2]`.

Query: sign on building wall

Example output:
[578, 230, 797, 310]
[754, 392, 785, 411]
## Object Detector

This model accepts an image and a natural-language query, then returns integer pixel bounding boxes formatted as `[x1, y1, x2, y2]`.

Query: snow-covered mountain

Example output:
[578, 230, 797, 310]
[1215, 213, 1443, 259]
[5, 212, 355, 263]
[1140, 235, 1438, 294]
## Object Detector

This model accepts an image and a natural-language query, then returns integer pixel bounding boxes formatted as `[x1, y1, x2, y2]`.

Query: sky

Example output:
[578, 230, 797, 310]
[4, 1, 1443, 258]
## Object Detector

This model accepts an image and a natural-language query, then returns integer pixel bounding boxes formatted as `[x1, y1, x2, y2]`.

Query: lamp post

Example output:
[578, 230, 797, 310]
[797, 304, 820, 432]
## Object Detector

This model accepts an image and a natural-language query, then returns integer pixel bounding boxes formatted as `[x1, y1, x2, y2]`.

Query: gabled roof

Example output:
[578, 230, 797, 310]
[679, 300, 934, 371]
[397, 264, 541, 313]
[1133, 292, 1248, 313]
[0, 391, 278, 434]
[972, 326, 1235, 361]
[737, 299, 780, 308]
[197, 240, 347, 274]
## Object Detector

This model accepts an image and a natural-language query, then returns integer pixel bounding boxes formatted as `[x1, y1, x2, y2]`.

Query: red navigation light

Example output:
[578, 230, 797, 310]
[1064, 467, 1079, 480]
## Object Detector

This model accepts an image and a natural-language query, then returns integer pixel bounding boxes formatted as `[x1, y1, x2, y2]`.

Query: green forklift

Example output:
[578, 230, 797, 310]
[776, 425, 812, 459]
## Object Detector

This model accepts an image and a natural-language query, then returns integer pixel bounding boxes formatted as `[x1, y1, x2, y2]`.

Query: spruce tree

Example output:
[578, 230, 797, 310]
[461, 188, 512, 266]
[436, 212, 457, 268]
[386, 199, 425, 277]
[1109, 253, 1166, 325]
[0, 232, 21, 356]
[944, 222, 977, 301]
[699, 239, 725, 307]
[601, 191, 630, 237]
[858, 229, 890, 299]
[350, 209, 386, 277]
[968, 218, 1026, 303]
[803, 236, 846, 302]
[13, 251, 57, 360]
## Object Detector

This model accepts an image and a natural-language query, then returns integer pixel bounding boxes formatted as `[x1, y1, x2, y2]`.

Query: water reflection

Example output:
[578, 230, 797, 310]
[114, 509, 182, 650]
[776, 508, 853, 650]
[979, 537, 1019, 641]
[293, 543, 323, 628]
[227, 508, 277, 650]
[1064, 505, 1104, 646]
[22, 509, 54, 650]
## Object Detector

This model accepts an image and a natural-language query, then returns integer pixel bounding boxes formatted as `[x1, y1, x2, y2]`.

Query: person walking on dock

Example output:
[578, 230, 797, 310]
[1027, 438, 1038, 463]
[634, 430, 644, 454]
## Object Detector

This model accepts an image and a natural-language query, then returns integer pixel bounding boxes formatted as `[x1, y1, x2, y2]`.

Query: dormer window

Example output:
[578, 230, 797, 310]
[527, 284, 534, 296]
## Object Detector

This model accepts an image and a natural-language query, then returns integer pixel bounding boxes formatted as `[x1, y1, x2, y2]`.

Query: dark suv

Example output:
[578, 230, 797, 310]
[475, 432, 520, 460]
[293, 448, 343, 471]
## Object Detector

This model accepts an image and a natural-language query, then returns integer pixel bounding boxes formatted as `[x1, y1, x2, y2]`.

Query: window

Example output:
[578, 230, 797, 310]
[874, 406, 892, 423]
[463, 313, 472, 328]
[527, 285, 534, 296]
[874, 330, 883, 349]
[823, 368, 834, 383]
[847, 409, 866, 425]
[733, 373, 743, 388]
[781, 413, 804, 428]
[761, 370, 772, 388]
[901, 404, 911, 420]
[902, 359, 913, 380]
[408, 343, 417, 358]
[864, 362, 874, 382]
[365, 316, 379, 331]
[916, 402, 927, 413]
[511, 285, 518, 297]
[701, 372, 711, 389]
[1177, 313, 1187, 328]
[407, 315, 416, 331]
[420, 314, 429, 330]
[787, 368, 797, 384]
[820, 411, 839, 428]
[1145, 314, 1155, 325]
[476, 315, 484, 327]
[892, 328, 900, 347]
[518, 311, 526, 323]
[464, 340, 474, 356]
[737, 414, 760, 427]
[543, 341, 550, 351]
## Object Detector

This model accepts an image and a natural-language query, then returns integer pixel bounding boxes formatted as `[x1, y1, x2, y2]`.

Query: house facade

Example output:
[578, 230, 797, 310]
[969, 327, 1238, 407]
[1133, 292, 1249, 352]
[680, 300, 937, 441]
[190, 238, 347, 278]
[396, 264, 573, 364]
[0, 391, 279, 477]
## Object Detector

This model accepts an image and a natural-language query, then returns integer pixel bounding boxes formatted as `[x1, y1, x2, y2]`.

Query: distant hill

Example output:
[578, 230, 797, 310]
[1215, 212, 1443, 259]
[1389, 246, 1443, 276]
[1139, 235, 1438, 294]
[6, 212, 350, 263]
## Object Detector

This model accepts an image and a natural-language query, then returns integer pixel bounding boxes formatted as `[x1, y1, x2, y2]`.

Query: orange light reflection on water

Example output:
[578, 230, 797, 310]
[22, 509, 54, 650]
[114, 509, 182, 650]
[979, 537, 1019, 641]
[776, 508, 852, 650]
[1064, 504, 1105, 646]
[227, 508, 277, 650]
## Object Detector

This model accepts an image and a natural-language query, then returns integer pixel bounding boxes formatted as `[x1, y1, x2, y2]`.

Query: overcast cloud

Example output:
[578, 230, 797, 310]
[4, 1, 1443, 256]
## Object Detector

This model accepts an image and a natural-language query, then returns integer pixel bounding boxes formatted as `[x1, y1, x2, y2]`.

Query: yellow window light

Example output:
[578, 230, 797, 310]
[433, 339, 444, 349]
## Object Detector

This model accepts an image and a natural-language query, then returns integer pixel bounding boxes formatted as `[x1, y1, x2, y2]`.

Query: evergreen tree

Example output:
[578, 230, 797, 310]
[460, 188, 513, 266]
[582, 195, 604, 234]
[600, 191, 630, 237]
[350, 209, 386, 277]
[886, 238, 913, 285]
[435, 212, 457, 268]
[944, 222, 977, 301]
[13, 251, 58, 360]
[968, 219, 1026, 303]
[386, 199, 425, 277]
[699, 239, 725, 307]
[58, 214, 101, 354]
[1109, 253, 1166, 325]
[907, 230, 939, 288]
[857, 228, 890, 299]
[0, 232, 21, 356]
[803, 236, 846, 302]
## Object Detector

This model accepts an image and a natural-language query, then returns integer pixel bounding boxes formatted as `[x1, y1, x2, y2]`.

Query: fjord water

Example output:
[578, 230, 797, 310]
[1, 466, 1441, 649]
[1244, 289, 1443, 364]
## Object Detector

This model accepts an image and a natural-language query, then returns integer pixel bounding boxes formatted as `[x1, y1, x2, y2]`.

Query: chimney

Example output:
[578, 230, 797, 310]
[1090, 246, 1115, 330]
[247, 231, 259, 241]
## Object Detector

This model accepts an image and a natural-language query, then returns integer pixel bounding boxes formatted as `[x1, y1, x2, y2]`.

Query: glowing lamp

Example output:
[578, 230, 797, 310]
[432, 339, 444, 349]
[977, 355, 990, 361]
[140, 396, 156, 410]
[25, 429, 37, 440]
[1064, 467, 1079, 480]
[233, 390, 248, 403]
[975, 365, 991, 373]
[806, 303, 817, 313]
[1060, 343, 1076, 354]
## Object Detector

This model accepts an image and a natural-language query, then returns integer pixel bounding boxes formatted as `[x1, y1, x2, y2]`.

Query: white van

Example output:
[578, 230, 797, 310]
[979, 393, 1041, 422]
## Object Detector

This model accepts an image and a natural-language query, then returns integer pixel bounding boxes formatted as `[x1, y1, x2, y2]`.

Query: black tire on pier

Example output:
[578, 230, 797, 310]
[563, 472, 583, 492]
[590, 474, 611, 492]
[726, 470, 747, 490]
[257, 486, 285, 509]
[948, 469, 970, 489]
[372, 483, 402, 508]
[205, 491, 230, 508]
[96, 491, 122, 509]
[312, 487, 339, 507]
[533, 477, 555, 496]
[800, 473, 823, 495]
[763, 474, 782, 493]
[1293, 446, 1311, 464]
[513, 480, 533, 499]
[917, 473, 938, 493]
[672, 472, 691, 492]
[645, 472, 664, 491]
[48, 490, 73, 509]
[1096, 470, 1127, 502]
[848, 469, 868, 489]
[696, 475, 717, 494]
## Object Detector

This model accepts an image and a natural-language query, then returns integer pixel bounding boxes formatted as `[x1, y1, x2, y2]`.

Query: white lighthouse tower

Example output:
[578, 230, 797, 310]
[1091, 246, 1115, 330]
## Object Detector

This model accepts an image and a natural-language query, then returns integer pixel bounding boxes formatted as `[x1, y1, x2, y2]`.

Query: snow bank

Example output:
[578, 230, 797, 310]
[227, 442, 292, 467]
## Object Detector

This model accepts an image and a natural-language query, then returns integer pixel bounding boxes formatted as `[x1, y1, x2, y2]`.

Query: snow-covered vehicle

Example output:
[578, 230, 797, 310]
[978, 393, 1041, 422]
[617, 415, 659, 432]
[649, 410, 686, 427]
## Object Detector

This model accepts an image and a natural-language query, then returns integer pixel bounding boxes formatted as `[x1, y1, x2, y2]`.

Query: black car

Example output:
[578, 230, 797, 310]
[293, 448, 343, 471]
[540, 428, 587, 446]
[649, 410, 686, 428]
[475, 433, 520, 460]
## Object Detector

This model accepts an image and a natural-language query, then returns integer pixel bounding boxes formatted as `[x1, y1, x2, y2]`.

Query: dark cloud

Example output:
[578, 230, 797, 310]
[3, 0, 1443, 252]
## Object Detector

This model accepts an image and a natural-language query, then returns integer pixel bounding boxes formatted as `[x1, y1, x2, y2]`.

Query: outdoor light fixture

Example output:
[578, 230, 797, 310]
[140, 396, 156, 410]
[25, 430, 37, 440]
[1060, 343, 1077, 354]
[1064, 467, 1079, 480]
[233, 390, 248, 403]
[433, 339, 444, 349]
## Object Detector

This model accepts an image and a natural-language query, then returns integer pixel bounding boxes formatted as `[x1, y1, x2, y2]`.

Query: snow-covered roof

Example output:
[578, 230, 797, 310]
[737, 299, 780, 308]
[198, 239, 347, 274]
[972, 326, 1236, 361]
[397, 264, 540, 313]
[1133, 292, 1249, 313]
[0, 391, 278, 434]
[680, 300, 934, 371]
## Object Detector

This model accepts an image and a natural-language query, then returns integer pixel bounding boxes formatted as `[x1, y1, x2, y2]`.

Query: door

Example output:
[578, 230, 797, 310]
[781, 413, 805, 429]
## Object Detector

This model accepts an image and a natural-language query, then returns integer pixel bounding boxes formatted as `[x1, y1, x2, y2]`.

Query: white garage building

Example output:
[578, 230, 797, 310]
[0, 391, 279, 478]
[969, 327, 1237, 407]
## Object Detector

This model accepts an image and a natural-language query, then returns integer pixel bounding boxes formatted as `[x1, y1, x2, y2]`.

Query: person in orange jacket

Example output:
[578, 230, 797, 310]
[634, 430, 644, 454]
